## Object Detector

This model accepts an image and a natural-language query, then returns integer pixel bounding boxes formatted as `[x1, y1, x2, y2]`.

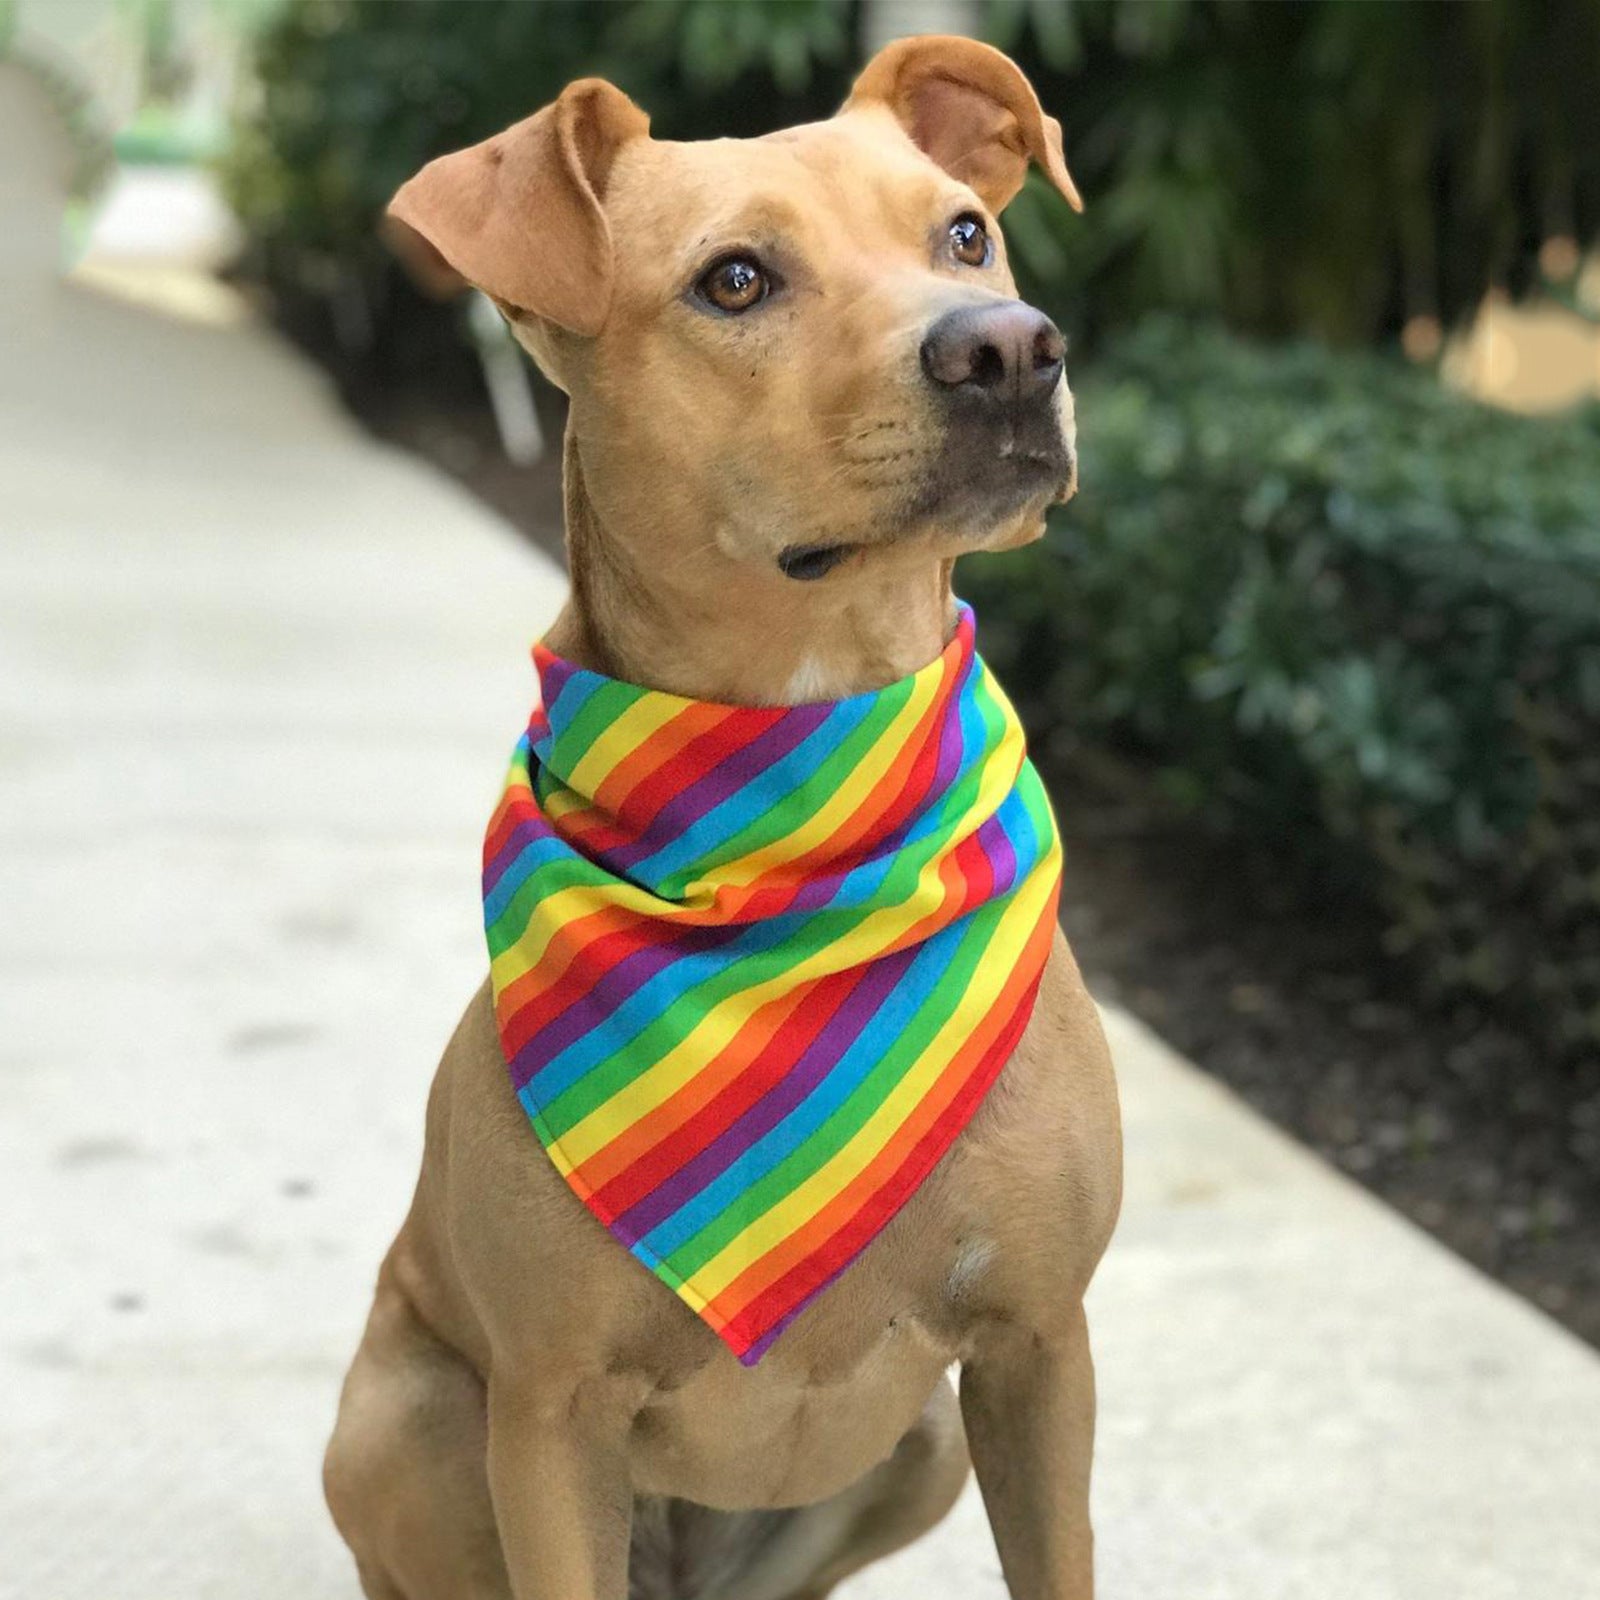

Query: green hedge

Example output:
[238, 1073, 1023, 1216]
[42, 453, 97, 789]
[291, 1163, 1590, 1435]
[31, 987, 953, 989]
[962, 321, 1600, 1061]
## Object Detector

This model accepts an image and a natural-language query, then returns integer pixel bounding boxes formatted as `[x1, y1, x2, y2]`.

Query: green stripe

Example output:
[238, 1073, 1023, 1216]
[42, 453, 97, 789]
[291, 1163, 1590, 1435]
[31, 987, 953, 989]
[1016, 760, 1056, 851]
[536, 719, 1004, 1137]
[486, 843, 615, 958]
[662, 895, 1007, 1280]
[546, 680, 647, 781]
[653, 672, 918, 900]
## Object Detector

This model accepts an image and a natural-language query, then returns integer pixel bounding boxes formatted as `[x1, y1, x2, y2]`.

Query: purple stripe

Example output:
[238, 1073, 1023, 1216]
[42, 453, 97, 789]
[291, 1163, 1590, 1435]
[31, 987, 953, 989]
[873, 646, 978, 857]
[975, 813, 1019, 896]
[603, 702, 834, 874]
[536, 654, 579, 716]
[484, 813, 554, 900]
[753, 650, 980, 918]
[507, 923, 745, 1091]
[932, 651, 978, 786]
[736, 1253, 858, 1365]
[610, 943, 914, 1240]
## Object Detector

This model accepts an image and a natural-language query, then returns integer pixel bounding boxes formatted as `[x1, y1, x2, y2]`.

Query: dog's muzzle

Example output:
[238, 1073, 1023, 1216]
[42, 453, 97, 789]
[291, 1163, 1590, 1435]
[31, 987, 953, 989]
[918, 300, 1073, 512]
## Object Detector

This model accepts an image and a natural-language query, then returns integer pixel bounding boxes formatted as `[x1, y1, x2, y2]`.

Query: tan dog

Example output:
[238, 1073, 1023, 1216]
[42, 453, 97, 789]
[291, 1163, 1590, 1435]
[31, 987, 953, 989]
[324, 36, 1121, 1600]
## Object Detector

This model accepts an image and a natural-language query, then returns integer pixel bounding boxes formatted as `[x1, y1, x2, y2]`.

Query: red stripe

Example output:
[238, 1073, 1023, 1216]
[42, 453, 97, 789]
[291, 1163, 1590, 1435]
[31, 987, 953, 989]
[581, 965, 872, 1216]
[594, 702, 733, 820]
[484, 790, 533, 870]
[711, 892, 1057, 1346]
[720, 975, 1038, 1354]
[496, 906, 663, 1052]
[543, 705, 786, 866]
[621, 706, 786, 826]
[953, 825, 995, 910]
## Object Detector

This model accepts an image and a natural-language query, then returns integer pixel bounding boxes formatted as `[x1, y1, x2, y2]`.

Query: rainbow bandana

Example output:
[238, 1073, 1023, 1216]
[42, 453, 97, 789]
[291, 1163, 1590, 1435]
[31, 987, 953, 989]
[483, 603, 1061, 1365]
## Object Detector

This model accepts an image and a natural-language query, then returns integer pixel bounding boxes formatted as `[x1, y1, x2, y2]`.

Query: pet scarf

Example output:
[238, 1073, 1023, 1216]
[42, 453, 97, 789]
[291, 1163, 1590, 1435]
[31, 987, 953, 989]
[483, 602, 1061, 1364]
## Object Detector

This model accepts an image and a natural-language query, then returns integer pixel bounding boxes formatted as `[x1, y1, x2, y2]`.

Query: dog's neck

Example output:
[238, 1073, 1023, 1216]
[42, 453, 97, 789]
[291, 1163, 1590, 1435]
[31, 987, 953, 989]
[542, 426, 956, 706]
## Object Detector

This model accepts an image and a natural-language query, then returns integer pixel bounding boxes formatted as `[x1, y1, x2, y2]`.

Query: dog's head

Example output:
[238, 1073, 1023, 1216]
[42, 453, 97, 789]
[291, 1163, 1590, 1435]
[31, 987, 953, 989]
[389, 35, 1080, 588]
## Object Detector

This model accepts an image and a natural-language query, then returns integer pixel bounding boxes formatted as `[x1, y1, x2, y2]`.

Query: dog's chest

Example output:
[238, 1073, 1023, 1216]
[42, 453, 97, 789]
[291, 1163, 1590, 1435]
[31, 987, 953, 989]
[623, 1176, 995, 1509]
[629, 1302, 962, 1509]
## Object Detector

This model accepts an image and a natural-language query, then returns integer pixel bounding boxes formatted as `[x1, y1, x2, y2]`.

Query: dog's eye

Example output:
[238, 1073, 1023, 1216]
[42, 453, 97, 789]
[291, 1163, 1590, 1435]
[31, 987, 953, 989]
[697, 256, 769, 314]
[948, 214, 991, 268]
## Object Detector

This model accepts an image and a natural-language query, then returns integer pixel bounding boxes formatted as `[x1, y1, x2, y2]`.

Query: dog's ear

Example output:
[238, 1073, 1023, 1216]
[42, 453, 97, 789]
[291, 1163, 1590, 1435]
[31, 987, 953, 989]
[846, 35, 1081, 215]
[387, 78, 649, 335]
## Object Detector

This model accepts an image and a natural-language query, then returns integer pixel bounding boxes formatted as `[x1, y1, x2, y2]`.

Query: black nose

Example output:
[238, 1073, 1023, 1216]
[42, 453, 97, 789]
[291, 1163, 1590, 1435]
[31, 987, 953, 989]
[920, 302, 1065, 408]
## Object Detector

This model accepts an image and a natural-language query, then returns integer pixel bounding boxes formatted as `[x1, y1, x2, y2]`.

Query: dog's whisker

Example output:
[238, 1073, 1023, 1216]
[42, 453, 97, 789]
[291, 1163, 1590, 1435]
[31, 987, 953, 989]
[818, 418, 912, 450]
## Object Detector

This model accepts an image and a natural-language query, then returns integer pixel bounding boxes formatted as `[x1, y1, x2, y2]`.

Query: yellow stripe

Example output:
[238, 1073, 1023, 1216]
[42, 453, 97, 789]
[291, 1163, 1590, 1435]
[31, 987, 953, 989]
[564, 692, 686, 798]
[679, 660, 950, 897]
[541, 786, 589, 825]
[679, 848, 1058, 1302]
[486, 697, 1024, 1004]
[491, 702, 1022, 993]
[546, 726, 1028, 1169]
[490, 873, 665, 992]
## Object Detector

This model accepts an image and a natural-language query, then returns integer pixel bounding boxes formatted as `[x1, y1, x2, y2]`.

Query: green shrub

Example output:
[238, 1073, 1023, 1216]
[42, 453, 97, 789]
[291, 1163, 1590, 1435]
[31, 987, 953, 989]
[962, 321, 1600, 1062]
[998, 0, 1600, 345]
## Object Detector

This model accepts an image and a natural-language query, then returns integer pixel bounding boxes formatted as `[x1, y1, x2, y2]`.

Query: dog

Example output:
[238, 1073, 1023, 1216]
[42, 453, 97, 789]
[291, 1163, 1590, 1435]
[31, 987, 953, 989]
[324, 35, 1121, 1600]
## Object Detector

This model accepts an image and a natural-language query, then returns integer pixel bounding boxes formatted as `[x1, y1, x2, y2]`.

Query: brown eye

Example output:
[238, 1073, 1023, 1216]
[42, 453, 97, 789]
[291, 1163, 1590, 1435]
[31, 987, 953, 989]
[697, 256, 769, 313]
[949, 214, 991, 267]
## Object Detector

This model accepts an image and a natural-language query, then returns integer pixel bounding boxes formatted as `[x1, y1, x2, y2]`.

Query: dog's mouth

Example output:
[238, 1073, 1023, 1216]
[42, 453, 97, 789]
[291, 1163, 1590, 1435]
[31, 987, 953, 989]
[913, 436, 1074, 528]
[775, 433, 1071, 579]
[777, 542, 853, 581]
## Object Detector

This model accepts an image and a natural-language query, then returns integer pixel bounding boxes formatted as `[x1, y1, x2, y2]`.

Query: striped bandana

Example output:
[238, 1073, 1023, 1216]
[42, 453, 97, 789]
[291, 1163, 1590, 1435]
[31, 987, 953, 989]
[482, 602, 1062, 1365]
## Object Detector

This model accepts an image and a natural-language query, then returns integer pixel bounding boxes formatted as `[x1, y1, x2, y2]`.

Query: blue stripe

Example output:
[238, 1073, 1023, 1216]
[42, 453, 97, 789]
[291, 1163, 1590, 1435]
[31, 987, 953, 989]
[537, 668, 606, 764]
[639, 911, 973, 1261]
[627, 696, 876, 888]
[484, 826, 570, 927]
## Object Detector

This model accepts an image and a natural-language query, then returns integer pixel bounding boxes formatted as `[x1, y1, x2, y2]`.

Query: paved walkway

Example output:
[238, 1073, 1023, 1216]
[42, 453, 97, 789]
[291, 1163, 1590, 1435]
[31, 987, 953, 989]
[5, 200, 1600, 1600]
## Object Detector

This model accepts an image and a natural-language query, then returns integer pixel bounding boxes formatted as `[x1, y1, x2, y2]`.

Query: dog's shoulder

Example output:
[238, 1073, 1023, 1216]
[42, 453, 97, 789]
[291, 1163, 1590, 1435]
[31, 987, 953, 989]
[951, 930, 1123, 1315]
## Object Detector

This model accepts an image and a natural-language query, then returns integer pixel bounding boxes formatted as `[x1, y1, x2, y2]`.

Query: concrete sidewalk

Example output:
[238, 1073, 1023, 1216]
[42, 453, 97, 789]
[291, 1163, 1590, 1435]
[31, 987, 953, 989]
[5, 220, 1600, 1600]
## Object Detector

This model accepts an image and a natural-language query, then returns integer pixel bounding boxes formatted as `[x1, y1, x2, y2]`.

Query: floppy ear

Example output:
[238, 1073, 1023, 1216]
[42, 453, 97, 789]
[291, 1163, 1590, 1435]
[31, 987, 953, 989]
[387, 78, 649, 335]
[846, 34, 1081, 215]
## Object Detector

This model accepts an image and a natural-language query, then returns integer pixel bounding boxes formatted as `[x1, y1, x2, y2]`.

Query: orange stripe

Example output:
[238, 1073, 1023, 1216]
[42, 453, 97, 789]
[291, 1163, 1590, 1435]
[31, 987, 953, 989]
[702, 896, 1057, 1328]
[493, 899, 651, 1031]
[484, 783, 534, 863]
[592, 701, 733, 822]
[567, 979, 817, 1194]
[763, 645, 960, 885]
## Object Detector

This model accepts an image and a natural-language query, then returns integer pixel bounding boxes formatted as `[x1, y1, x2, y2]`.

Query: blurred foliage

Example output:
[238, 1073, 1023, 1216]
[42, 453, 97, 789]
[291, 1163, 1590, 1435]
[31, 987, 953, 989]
[224, 0, 1600, 349]
[962, 321, 1600, 1063]
[0, 31, 114, 200]
[221, 0, 853, 351]
[997, 0, 1600, 344]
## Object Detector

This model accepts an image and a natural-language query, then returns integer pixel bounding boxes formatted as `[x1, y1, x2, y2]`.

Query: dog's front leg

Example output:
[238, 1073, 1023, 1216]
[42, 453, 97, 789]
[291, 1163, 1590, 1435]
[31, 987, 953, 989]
[959, 1302, 1097, 1600]
[486, 1373, 634, 1600]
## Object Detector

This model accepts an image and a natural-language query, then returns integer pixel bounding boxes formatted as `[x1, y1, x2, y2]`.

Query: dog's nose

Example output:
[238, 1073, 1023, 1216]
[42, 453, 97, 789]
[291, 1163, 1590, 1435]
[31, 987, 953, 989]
[920, 302, 1065, 407]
